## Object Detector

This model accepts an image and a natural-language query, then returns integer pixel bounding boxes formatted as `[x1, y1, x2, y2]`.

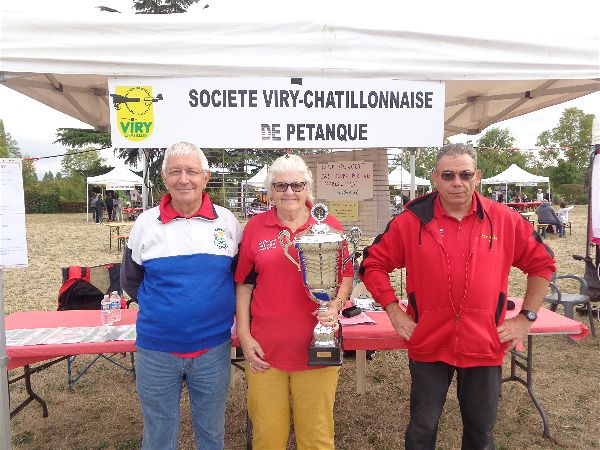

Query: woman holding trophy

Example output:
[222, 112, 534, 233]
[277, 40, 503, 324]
[235, 154, 353, 450]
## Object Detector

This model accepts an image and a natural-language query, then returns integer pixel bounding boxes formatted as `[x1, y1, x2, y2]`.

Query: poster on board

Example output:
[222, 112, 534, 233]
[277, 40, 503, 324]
[108, 77, 444, 149]
[0, 159, 28, 267]
[317, 161, 373, 200]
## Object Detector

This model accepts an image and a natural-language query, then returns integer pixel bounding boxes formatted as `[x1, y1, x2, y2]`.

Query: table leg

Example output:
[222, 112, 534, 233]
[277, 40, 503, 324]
[380, 351, 389, 376]
[9, 357, 69, 419]
[356, 350, 366, 394]
[501, 336, 551, 438]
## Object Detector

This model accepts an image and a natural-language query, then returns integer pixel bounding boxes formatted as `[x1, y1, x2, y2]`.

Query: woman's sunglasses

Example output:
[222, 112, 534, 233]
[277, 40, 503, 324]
[272, 182, 307, 192]
[438, 170, 476, 182]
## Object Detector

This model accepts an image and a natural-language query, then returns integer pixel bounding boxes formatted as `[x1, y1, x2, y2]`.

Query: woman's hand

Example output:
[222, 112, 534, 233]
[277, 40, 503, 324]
[239, 334, 270, 373]
[313, 301, 340, 330]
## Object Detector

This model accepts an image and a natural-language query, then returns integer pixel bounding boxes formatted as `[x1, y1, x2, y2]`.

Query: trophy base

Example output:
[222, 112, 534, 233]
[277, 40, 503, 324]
[308, 338, 343, 366]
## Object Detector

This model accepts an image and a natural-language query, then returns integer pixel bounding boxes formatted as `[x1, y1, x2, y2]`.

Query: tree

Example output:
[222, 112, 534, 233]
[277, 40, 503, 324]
[536, 107, 595, 178]
[548, 159, 579, 186]
[0, 119, 21, 157]
[476, 127, 531, 178]
[42, 171, 55, 181]
[1, 118, 38, 187]
[61, 147, 108, 178]
[392, 147, 438, 178]
[54, 128, 111, 149]
[133, 0, 201, 14]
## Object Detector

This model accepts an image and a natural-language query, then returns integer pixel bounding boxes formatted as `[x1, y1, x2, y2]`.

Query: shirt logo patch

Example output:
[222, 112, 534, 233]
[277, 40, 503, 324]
[481, 233, 499, 241]
[214, 228, 228, 249]
[258, 239, 277, 251]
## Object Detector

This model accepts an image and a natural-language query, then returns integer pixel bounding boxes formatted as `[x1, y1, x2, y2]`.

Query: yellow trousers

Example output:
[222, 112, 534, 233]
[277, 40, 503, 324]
[246, 365, 340, 450]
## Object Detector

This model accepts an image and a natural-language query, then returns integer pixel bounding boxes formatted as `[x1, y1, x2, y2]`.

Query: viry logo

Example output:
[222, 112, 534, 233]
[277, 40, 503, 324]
[110, 86, 163, 142]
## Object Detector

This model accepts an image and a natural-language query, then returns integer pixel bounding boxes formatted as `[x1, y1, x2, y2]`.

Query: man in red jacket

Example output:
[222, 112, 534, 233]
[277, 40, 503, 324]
[360, 143, 555, 450]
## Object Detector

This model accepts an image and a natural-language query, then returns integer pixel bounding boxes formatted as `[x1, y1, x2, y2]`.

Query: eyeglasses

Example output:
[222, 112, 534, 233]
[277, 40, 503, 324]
[166, 168, 207, 178]
[438, 170, 477, 182]
[271, 182, 307, 192]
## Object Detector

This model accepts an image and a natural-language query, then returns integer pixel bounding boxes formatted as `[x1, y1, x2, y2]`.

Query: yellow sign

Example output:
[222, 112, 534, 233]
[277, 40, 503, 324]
[329, 201, 359, 221]
[112, 86, 161, 142]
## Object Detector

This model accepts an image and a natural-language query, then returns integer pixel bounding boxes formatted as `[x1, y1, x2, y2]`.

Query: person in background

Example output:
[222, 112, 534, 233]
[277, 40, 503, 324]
[91, 193, 99, 223]
[536, 189, 544, 202]
[93, 193, 104, 224]
[105, 192, 114, 222]
[113, 194, 123, 222]
[536, 199, 564, 237]
[557, 201, 575, 227]
[360, 143, 555, 450]
[235, 154, 353, 450]
[121, 142, 242, 450]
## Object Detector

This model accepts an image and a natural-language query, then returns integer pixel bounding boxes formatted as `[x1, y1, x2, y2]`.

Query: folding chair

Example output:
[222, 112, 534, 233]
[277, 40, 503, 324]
[58, 263, 135, 389]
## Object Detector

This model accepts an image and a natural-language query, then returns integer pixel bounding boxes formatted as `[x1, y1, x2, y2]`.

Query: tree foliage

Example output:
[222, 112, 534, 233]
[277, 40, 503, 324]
[133, 0, 201, 14]
[476, 127, 532, 178]
[535, 107, 595, 178]
[392, 147, 438, 178]
[61, 147, 108, 178]
[54, 128, 111, 149]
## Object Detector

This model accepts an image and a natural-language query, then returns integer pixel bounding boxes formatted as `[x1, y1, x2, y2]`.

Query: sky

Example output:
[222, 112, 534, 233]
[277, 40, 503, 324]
[1, 0, 599, 177]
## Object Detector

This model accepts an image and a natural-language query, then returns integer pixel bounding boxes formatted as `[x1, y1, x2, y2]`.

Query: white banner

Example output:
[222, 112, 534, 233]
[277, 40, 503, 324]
[108, 77, 444, 149]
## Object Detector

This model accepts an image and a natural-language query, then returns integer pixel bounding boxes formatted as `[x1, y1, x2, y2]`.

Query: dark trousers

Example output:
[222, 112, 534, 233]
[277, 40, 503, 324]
[405, 360, 502, 450]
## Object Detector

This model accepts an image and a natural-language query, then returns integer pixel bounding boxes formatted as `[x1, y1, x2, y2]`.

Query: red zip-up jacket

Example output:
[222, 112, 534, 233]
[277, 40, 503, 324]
[360, 191, 555, 367]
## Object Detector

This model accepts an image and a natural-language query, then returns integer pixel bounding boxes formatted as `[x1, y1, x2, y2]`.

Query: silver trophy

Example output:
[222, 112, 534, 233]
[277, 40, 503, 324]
[279, 203, 360, 366]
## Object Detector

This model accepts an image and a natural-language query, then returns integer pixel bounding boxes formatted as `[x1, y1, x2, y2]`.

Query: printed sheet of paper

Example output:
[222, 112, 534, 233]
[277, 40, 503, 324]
[0, 158, 28, 267]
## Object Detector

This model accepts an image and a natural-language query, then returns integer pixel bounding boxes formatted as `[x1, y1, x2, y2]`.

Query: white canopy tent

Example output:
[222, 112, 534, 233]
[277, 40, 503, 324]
[1, 1, 599, 138]
[86, 164, 146, 222]
[1, 1, 600, 441]
[481, 164, 550, 201]
[388, 165, 431, 189]
[243, 165, 268, 189]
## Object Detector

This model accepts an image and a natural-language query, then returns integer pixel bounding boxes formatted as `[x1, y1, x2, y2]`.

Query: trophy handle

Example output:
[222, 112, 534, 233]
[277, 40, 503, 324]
[278, 229, 301, 271]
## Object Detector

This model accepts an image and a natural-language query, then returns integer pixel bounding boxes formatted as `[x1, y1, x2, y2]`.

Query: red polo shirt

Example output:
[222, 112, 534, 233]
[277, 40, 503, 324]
[433, 195, 478, 309]
[235, 203, 353, 371]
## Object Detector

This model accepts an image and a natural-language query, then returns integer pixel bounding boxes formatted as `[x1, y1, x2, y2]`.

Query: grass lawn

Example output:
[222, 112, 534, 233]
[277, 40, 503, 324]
[4, 207, 599, 449]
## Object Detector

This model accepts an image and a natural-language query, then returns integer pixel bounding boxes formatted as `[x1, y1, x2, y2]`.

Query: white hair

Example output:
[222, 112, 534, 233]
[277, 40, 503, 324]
[264, 154, 314, 201]
[162, 142, 209, 173]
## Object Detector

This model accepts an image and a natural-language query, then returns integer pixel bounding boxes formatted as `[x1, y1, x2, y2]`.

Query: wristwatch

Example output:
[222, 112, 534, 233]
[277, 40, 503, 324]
[519, 309, 537, 321]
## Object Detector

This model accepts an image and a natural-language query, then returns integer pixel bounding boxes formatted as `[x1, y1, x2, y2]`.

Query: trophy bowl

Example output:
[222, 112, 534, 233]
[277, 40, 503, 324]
[279, 204, 350, 366]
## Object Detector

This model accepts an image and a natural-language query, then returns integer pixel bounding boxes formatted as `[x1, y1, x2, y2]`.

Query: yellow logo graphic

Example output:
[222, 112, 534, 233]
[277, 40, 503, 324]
[110, 86, 163, 142]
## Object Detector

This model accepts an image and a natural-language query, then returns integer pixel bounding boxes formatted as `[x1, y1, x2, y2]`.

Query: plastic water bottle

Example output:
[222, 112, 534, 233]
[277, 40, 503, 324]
[109, 291, 122, 323]
[100, 294, 112, 327]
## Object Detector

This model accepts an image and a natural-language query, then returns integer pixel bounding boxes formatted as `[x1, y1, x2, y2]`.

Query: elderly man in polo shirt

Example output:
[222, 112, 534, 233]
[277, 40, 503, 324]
[360, 143, 556, 450]
[121, 142, 242, 450]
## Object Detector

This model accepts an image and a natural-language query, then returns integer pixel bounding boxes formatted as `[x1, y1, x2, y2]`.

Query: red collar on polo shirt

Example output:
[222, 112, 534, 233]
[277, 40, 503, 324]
[158, 192, 218, 224]
[264, 200, 315, 230]
[433, 193, 478, 220]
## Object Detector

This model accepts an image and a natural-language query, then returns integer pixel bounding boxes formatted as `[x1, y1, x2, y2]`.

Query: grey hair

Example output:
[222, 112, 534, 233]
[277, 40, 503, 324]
[264, 154, 314, 201]
[161, 142, 210, 174]
[435, 143, 477, 169]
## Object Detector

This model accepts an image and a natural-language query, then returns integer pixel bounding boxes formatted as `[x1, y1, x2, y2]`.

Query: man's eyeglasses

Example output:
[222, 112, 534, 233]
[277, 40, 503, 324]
[272, 182, 307, 192]
[438, 170, 477, 182]
[166, 168, 206, 178]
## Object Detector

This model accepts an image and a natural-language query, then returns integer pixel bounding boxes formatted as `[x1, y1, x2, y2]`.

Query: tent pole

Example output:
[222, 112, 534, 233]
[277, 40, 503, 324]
[141, 149, 148, 211]
[409, 148, 416, 200]
[86, 183, 89, 222]
[0, 271, 12, 450]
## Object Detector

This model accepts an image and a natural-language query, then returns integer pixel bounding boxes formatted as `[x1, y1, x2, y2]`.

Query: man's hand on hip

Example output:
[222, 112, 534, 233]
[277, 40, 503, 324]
[497, 315, 532, 353]
[385, 302, 417, 340]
